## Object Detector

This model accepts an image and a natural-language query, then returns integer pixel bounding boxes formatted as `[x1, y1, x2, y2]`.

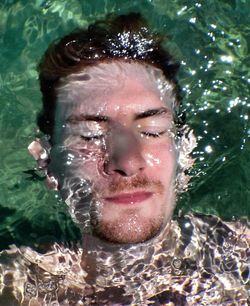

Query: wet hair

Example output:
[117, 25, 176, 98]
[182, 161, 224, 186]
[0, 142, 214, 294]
[38, 13, 183, 139]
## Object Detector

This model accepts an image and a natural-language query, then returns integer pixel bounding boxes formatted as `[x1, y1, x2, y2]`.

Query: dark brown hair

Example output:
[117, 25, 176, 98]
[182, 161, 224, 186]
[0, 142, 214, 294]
[38, 13, 182, 139]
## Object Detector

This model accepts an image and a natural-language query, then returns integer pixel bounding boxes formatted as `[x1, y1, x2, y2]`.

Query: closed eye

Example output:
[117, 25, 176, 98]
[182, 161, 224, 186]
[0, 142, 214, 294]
[140, 131, 167, 138]
[80, 134, 104, 141]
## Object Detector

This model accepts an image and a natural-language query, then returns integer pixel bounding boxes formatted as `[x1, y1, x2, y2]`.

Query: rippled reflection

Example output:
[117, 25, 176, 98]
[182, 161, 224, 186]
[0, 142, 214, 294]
[0, 1, 249, 305]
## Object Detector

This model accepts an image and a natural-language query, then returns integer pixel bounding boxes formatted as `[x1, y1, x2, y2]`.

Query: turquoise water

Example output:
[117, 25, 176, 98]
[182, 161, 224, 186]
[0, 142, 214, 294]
[0, 0, 249, 249]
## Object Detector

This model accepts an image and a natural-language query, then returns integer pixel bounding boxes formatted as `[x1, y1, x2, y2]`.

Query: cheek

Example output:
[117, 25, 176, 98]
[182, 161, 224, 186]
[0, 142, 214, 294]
[143, 143, 177, 179]
[72, 156, 101, 179]
[62, 140, 176, 183]
[55, 145, 104, 184]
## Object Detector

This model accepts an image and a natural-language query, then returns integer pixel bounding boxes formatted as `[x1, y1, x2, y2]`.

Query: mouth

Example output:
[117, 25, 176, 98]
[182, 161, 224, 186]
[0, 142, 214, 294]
[104, 191, 153, 205]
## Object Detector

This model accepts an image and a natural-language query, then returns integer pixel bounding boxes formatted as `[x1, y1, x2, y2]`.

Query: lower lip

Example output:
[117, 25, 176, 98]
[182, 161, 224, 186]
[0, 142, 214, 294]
[104, 192, 153, 205]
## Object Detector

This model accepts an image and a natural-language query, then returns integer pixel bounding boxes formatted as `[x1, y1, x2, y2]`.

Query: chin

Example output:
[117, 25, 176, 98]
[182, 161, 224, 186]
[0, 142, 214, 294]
[92, 214, 164, 244]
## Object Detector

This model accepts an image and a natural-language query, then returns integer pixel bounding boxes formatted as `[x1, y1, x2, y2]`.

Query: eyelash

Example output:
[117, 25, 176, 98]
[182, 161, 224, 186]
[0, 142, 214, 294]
[80, 135, 103, 141]
[80, 131, 168, 141]
[140, 131, 166, 138]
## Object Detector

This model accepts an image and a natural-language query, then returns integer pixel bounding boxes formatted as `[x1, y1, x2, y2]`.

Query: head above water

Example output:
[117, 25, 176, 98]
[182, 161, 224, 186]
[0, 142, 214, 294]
[32, 13, 193, 245]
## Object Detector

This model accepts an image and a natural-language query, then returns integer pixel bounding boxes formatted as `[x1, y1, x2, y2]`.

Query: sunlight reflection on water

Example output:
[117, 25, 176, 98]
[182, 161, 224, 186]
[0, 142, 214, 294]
[0, 0, 249, 267]
[0, 1, 249, 304]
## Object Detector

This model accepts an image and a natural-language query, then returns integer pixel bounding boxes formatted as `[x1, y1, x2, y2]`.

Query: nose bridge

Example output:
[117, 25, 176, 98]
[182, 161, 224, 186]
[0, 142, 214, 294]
[113, 124, 140, 155]
[104, 124, 146, 176]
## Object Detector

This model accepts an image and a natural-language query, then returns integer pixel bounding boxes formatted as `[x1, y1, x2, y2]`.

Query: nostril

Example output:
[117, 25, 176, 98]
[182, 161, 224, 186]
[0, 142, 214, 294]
[102, 158, 127, 176]
[103, 154, 146, 177]
[113, 169, 128, 176]
[102, 128, 146, 177]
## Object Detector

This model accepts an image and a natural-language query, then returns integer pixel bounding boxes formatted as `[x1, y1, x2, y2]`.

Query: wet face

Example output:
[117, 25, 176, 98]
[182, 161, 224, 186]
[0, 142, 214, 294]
[51, 62, 177, 244]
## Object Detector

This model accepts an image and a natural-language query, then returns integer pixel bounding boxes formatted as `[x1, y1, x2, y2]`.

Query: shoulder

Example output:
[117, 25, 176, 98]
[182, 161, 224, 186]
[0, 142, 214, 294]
[0, 243, 85, 304]
[172, 213, 250, 303]
[178, 212, 249, 246]
[177, 212, 249, 279]
[0, 245, 28, 275]
[0, 246, 28, 304]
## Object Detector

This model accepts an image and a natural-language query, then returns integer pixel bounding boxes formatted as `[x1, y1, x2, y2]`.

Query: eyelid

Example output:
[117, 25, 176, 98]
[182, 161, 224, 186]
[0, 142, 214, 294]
[140, 131, 166, 138]
[80, 134, 104, 141]
[136, 119, 173, 132]
[139, 125, 176, 139]
[80, 129, 105, 139]
[136, 115, 173, 126]
[85, 121, 105, 130]
[67, 121, 106, 134]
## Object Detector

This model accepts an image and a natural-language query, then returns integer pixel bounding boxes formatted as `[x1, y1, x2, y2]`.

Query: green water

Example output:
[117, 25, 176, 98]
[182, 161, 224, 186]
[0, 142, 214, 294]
[0, 0, 249, 249]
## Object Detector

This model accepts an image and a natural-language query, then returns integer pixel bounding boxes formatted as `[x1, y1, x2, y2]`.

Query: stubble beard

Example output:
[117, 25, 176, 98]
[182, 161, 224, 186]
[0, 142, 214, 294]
[92, 209, 165, 244]
[90, 175, 167, 244]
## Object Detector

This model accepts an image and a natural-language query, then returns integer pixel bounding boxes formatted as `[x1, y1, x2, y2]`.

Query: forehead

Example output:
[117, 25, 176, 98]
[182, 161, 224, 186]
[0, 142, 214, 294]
[56, 61, 175, 119]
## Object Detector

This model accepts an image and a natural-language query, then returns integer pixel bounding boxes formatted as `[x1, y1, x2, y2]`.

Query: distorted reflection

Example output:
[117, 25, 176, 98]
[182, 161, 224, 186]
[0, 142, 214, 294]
[0, 13, 249, 305]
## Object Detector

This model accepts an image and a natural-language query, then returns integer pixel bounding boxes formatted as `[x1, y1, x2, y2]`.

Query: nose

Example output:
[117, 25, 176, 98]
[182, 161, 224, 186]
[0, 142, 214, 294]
[103, 126, 146, 177]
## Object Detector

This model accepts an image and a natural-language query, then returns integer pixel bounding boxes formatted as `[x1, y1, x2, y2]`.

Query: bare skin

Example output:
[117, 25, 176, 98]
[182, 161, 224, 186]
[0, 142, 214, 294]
[31, 62, 178, 244]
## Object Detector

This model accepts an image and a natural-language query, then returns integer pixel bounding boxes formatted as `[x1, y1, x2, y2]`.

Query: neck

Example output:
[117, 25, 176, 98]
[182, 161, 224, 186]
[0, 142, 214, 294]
[80, 220, 179, 289]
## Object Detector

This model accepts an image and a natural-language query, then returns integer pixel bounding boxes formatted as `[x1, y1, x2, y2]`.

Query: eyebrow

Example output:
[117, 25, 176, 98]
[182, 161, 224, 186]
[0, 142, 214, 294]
[135, 107, 170, 120]
[67, 114, 109, 124]
[66, 107, 170, 124]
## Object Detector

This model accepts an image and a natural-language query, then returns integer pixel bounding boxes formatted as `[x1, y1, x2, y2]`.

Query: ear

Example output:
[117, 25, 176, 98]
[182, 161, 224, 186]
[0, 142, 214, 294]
[28, 139, 59, 190]
[28, 139, 47, 161]
[28, 139, 49, 169]
[176, 127, 197, 192]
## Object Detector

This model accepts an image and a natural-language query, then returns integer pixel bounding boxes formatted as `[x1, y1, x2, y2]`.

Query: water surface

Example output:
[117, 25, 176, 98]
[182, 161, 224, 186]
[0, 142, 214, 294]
[0, 0, 249, 248]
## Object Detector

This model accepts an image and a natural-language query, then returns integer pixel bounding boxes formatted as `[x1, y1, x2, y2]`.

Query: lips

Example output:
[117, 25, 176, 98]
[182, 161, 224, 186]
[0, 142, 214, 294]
[104, 191, 153, 204]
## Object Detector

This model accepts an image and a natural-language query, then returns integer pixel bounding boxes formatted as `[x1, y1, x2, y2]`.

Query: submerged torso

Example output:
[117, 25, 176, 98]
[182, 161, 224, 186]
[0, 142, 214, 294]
[0, 214, 249, 305]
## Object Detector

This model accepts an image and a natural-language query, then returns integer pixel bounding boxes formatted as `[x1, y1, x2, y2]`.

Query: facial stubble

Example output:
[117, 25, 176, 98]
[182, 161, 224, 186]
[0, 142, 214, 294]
[90, 175, 166, 244]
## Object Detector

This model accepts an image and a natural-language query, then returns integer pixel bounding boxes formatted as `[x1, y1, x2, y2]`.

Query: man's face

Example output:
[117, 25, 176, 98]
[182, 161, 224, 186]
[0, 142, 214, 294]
[51, 62, 177, 244]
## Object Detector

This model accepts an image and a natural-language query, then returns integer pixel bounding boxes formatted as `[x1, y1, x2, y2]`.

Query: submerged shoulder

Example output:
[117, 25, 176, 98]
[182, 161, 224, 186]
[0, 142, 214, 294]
[0, 245, 28, 277]
[0, 246, 28, 304]
[0, 243, 86, 304]
[178, 212, 249, 245]
[172, 213, 250, 303]
[176, 212, 249, 276]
